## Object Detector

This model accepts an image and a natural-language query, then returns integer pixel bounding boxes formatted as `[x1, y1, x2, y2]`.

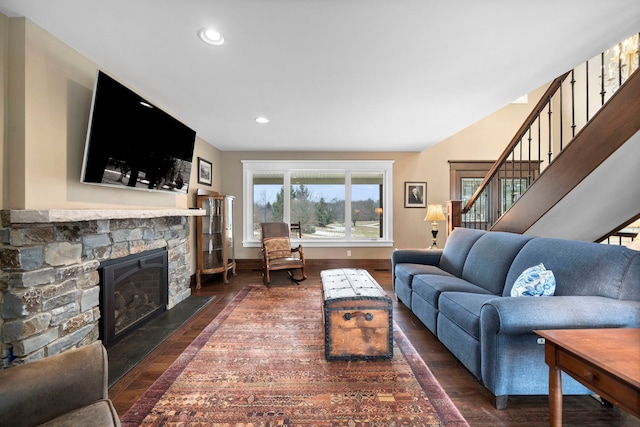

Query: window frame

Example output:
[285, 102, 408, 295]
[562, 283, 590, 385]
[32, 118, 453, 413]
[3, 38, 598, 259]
[242, 160, 394, 248]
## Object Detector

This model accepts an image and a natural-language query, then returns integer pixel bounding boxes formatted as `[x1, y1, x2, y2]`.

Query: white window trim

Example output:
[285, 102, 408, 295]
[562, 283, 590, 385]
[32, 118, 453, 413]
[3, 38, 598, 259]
[242, 160, 394, 247]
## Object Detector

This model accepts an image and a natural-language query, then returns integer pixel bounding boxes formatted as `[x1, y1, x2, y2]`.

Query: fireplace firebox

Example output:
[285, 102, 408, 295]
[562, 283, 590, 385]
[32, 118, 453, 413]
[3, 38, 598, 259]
[99, 248, 169, 348]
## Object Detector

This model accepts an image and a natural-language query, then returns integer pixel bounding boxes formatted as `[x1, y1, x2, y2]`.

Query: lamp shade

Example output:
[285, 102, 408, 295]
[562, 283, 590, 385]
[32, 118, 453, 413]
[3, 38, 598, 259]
[424, 204, 446, 222]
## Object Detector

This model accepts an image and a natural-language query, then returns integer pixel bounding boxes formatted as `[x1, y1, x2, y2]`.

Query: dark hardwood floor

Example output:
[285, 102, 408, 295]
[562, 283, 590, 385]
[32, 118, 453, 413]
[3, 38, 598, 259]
[109, 267, 640, 427]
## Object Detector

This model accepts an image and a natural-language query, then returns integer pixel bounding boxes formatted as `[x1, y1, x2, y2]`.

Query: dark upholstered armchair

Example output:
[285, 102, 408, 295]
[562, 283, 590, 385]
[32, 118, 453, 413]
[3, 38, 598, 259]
[260, 222, 307, 286]
[0, 341, 121, 427]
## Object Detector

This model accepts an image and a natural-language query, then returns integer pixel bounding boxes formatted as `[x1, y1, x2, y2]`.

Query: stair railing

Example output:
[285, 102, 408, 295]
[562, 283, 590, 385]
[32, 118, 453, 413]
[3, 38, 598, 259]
[597, 217, 640, 246]
[460, 33, 640, 231]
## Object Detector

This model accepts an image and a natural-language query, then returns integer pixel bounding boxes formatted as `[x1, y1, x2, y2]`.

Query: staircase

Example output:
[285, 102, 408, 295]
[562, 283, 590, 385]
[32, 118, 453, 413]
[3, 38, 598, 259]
[457, 34, 640, 242]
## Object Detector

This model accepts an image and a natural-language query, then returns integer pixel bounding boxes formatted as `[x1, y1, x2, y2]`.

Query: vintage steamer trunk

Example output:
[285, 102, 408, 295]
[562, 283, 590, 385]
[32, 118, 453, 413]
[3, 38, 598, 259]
[321, 268, 393, 360]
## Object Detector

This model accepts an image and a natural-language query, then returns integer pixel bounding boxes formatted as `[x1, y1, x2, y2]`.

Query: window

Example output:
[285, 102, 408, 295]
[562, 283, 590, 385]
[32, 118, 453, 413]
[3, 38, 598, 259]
[460, 177, 486, 224]
[243, 160, 394, 247]
[450, 160, 540, 229]
[500, 178, 528, 215]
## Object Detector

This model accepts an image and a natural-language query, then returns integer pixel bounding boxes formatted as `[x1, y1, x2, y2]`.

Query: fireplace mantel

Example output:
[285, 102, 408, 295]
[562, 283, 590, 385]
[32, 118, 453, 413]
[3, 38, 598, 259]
[7, 208, 205, 224]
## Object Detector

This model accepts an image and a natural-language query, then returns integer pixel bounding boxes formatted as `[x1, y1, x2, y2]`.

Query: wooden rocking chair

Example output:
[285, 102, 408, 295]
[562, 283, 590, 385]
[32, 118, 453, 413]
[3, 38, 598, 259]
[260, 222, 307, 287]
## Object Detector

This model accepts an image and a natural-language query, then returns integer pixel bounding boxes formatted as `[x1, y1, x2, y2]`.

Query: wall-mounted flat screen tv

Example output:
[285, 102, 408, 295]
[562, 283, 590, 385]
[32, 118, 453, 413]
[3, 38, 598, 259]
[81, 71, 196, 194]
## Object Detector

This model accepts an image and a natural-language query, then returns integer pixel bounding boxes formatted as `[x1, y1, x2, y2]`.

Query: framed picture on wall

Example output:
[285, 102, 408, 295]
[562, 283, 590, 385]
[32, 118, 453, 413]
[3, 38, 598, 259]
[197, 157, 212, 186]
[404, 182, 427, 208]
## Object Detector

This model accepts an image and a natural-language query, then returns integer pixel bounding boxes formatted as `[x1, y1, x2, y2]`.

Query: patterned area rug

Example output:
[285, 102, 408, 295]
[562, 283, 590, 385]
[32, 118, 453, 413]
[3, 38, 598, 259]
[121, 285, 469, 427]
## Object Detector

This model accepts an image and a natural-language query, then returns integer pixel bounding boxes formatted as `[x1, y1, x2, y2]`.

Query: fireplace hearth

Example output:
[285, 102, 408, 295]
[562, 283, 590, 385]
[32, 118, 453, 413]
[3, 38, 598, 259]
[100, 248, 168, 348]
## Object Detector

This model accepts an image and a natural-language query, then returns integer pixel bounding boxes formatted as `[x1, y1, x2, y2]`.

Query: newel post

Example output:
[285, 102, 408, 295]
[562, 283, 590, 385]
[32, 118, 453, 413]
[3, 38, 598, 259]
[446, 201, 462, 235]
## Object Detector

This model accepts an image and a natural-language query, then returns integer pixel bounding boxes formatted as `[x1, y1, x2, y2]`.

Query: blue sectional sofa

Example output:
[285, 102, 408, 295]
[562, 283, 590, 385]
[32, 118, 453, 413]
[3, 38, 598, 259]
[391, 227, 640, 409]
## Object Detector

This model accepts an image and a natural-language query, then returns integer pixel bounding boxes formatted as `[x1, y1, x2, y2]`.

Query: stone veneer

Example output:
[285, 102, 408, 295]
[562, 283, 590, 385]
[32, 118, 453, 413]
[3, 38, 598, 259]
[0, 209, 203, 367]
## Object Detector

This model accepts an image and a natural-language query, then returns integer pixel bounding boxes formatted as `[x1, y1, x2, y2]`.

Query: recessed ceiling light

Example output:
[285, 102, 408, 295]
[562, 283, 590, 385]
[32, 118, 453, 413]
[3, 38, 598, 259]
[198, 28, 225, 46]
[255, 117, 270, 124]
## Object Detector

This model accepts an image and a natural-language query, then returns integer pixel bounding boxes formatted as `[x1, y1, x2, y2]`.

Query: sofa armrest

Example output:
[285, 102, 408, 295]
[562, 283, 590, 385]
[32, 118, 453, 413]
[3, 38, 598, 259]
[481, 296, 640, 335]
[391, 248, 442, 268]
[391, 249, 443, 292]
[0, 341, 109, 427]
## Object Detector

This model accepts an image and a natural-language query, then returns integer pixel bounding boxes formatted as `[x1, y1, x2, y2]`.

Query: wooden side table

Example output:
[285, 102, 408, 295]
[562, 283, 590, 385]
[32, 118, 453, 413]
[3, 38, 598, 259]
[534, 328, 640, 427]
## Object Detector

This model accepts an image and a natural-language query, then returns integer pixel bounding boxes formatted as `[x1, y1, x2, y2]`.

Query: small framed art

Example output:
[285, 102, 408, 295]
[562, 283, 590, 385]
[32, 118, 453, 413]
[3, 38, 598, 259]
[197, 157, 212, 186]
[404, 182, 427, 208]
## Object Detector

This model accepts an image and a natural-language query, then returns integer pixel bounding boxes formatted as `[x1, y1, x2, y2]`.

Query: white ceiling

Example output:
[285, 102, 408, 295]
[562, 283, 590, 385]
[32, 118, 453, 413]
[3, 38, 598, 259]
[1, 0, 640, 152]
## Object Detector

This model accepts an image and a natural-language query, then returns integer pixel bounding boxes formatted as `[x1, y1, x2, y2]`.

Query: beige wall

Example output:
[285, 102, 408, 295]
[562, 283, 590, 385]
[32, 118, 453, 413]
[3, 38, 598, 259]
[0, 14, 7, 207]
[2, 14, 547, 266]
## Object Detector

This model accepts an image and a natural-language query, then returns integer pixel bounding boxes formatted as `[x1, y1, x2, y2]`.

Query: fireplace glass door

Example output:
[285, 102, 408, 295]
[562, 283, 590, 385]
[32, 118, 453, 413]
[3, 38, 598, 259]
[99, 248, 168, 347]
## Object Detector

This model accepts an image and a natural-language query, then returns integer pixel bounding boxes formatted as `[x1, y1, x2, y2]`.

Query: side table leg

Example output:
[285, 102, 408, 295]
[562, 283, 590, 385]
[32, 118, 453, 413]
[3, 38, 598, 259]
[549, 366, 563, 427]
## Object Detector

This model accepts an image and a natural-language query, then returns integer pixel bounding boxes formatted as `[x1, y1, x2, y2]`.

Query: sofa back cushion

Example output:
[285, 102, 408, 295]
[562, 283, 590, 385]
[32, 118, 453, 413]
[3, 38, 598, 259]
[506, 237, 640, 300]
[439, 228, 485, 277]
[623, 254, 640, 301]
[461, 231, 533, 295]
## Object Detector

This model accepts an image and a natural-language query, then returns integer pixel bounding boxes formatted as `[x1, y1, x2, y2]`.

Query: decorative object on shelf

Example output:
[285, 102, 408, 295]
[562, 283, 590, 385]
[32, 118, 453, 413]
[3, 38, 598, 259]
[404, 182, 427, 208]
[195, 189, 235, 287]
[424, 204, 446, 248]
[197, 157, 213, 186]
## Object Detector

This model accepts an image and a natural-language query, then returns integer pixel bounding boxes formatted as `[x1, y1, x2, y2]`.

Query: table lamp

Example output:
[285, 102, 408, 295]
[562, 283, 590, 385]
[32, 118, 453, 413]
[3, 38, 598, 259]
[424, 204, 446, 249]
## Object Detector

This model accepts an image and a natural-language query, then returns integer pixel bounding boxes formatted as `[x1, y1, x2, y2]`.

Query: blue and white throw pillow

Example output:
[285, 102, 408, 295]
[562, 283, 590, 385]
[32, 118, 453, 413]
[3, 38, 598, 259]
[510, 263, 556, 297]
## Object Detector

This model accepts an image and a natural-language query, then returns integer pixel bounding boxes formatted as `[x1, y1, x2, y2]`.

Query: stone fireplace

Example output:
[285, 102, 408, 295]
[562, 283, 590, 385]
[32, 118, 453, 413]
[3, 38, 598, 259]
[0, 209, 203, 367]
[100, 248, 169, 348]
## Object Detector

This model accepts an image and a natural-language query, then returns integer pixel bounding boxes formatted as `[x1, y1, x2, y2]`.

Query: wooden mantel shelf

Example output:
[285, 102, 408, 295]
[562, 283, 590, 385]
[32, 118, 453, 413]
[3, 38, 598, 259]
[7, 208, 205, 224]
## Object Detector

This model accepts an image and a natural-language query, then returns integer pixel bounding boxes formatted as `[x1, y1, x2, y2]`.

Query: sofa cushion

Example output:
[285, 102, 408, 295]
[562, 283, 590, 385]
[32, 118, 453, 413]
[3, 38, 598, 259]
[438, 228, 485, 277]
[623, 254, 640, 301]
[395, 263, 453, 290]
[437, 313, 483, 380]
[461, 231, 533, 294]
[438, 292, 498, 340]
[510, 263, 556, 297]
[507, 238, 640, 299]
[412, 274, 492, 308]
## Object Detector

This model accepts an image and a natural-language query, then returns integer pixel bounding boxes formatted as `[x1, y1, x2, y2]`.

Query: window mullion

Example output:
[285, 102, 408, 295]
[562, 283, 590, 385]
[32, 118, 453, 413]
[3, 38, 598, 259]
[283, 172, 291, 224]
[344, 171, 352, 239]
